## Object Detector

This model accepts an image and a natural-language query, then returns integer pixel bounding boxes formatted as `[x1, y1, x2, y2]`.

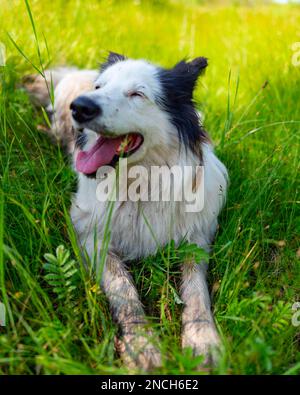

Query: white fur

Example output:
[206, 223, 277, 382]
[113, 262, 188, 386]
[25, 58, 228, 369]
[69, 60, 228, 261]
[73, 60, 181, 165]
[71, 143, 227, 261]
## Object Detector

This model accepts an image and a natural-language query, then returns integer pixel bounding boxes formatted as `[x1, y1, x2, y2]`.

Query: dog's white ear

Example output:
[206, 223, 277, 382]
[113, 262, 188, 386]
[101, 51, 126, 72]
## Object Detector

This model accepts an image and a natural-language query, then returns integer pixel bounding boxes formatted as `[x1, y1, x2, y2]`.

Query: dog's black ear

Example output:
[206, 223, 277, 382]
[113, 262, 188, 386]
[160, 57, 208, 101]
[187, 57, 208, 71]
[173, 57, 208, 98]
[101, 51, 126, 72]
[107, 51, 126, 64]
[174, 57, 208, 75]
[157, 57, 209, 155]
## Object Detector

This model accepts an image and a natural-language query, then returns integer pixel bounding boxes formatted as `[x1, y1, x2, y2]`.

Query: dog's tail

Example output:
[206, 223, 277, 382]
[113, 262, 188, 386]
[23, 68, 98, 152]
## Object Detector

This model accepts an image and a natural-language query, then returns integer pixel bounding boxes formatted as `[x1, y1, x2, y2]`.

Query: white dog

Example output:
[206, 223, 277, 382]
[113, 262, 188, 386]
[25, 52, 228, 370]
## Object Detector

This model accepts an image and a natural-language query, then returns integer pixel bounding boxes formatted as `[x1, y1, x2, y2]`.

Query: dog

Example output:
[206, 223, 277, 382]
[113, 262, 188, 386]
[24, 52, 228, 370]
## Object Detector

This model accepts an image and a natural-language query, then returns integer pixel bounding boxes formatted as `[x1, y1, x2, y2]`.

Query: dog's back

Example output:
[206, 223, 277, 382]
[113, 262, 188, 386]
[24, 68, 98, 152]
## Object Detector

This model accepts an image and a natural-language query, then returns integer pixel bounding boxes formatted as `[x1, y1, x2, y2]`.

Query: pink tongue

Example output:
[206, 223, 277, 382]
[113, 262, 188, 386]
[76, 135, 142, 174]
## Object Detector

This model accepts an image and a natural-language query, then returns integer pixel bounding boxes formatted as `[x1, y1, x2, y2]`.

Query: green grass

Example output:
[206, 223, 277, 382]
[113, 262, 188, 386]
[0, 0, 299, 374]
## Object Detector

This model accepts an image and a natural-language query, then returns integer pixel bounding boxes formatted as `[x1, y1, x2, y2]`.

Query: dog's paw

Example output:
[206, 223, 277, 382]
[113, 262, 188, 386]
[115, 333, 161, 371]
[182, 321, 220, 367]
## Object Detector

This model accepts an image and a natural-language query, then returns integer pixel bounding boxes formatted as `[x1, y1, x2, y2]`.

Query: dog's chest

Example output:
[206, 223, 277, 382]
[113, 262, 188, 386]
[70, 145, 227, 262]
[111, 200, 193, 259]
[71, 179, 199, 260]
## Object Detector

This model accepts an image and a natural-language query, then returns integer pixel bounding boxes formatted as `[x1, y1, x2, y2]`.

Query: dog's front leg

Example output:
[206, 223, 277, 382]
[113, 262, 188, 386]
[181, 262, 220, 366]
[101, 252, 161, 370]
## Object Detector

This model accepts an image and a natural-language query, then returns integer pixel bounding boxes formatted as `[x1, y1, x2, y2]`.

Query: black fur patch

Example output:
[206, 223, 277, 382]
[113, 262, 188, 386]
[100, 51, 126, 73]
[84, 171, 97, 179]
[156, 58, 209, 159]
[75, 132, 87, 150]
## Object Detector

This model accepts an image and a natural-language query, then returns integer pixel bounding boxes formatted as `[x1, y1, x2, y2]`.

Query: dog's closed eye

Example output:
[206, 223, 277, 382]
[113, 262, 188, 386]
[127, 90, 146, 99]
[95, 84, 101, 90]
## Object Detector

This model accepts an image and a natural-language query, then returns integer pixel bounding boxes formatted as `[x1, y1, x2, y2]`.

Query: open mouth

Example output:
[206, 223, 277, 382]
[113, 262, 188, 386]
[75, 132, 143, 175]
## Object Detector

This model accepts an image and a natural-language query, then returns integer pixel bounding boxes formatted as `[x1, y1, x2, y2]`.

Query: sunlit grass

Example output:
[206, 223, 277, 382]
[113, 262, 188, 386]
[0, 0, 299, 374]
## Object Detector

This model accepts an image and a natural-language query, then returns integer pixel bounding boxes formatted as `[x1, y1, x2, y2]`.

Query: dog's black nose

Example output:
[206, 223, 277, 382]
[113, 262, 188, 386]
[70, 96, 101, 123]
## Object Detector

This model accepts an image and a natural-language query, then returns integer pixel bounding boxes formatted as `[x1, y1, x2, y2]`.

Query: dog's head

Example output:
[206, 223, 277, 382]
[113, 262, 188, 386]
[71, 52, 208, 176]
